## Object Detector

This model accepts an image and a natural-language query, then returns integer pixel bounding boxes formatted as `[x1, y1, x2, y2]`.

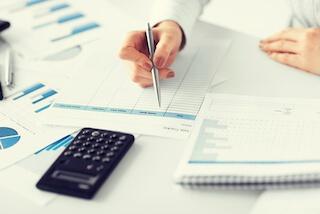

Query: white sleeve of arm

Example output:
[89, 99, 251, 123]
[149, 0, 210, 40]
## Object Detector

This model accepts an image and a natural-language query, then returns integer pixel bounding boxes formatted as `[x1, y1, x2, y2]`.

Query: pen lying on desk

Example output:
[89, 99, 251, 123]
[4, 48, 14, 88]
[146, 22, 161, 108]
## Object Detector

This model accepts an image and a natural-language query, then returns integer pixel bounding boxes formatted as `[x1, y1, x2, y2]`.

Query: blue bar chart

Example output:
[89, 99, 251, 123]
[12, 82, 58, 113]
[4, 0, 102, 59]
[33, 12, 85, 29]
[34, 3, 70, 17]
[51, 22, 100, 42]
[35, 134, 73, 154]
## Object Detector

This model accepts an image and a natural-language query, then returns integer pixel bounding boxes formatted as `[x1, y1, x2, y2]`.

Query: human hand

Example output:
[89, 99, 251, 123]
[260, 28, 320, 75]
[119, 20, 183, 87]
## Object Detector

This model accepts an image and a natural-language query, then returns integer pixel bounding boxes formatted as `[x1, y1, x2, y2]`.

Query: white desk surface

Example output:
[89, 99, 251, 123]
[3, 2, 320, 214]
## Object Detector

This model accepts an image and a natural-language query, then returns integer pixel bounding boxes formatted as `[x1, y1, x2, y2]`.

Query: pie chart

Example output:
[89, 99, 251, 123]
[0, 127, 21, 150]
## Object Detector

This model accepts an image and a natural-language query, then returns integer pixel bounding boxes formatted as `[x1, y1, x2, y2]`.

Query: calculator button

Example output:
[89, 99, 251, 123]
[111, 146, 119, 152]
[106, 152, 114, 157]
[78, 184, 90, 190]
[73, 140, 82, 145]
[82, 142, 91, 147]
[87, 136, 96, 141]
[102, 157, 111, 163]
[78, 147, 86, 152]
[64, 151, 73, 156]
[92, 156, 101, 162]
[100, 145, 109, 150]
[91, 131, 100, 137]
[101, 132, 109, 137]
[115, 141, 124, 146]
[87, 149, 96, 154]
[96, 150, 105, 156]
[77, 135, 87, 140]
[96, 138, 104, 143]
[86, 164, 94, 170]
[109, 134, 118, 139]
[104, 139, 113, 145]
[119, 135, 127, 141]
[83, 154, 92, 160]
[92, 143, 100, 148]
[73, 153, 82, 158]
[96, 165, 104, 172]
[82, 129, 91, 135]
[68, 145, 77, 151]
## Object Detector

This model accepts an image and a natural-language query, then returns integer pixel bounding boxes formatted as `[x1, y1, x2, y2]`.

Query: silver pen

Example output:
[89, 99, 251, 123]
[4, 48, 14, 88]
[146, 22, 161, 107]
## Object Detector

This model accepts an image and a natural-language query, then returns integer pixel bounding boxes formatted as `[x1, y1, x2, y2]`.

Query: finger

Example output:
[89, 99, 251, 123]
[119, 46, 152, 70]
[261, 28, 305, 43]
[132, 76, 153, 88]
[154, 34, 179, 68]
[119, 32, 152, 70]
[130, 64, 175, 84]
[268, 52, 303, 69]
[260, 40, 300, 54]
[158, 68, 175, 80]
[164, 52, 178, 67]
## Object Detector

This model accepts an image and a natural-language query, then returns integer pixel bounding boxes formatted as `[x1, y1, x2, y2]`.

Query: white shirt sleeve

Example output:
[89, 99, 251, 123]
[149, 0, 210, 40]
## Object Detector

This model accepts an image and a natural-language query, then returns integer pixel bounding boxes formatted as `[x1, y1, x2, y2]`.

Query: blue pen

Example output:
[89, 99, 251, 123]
[51, 22, 100, 42]
[33, 12, 85, 29]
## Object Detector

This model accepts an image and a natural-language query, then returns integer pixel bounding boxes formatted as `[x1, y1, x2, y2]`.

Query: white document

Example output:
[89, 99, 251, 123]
[175, 93, 320, 183]
[0, 0, 127, 59]
[0, 133, 76, 206]
[0, 91, 72, 170]
[250, 189, 320, 214]
[45, 39, 231, 139]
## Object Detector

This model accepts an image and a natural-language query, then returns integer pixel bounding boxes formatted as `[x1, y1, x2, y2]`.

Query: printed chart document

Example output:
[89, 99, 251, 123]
[46, 39, 232, 139]
[174, 93, 320, 188]
[0, 133, 76, 205]
[0, 0, 128, 59]
[0, 89, 71, 170]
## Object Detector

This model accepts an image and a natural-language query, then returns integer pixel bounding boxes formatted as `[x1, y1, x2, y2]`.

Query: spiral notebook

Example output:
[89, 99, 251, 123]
[174, 94, 320, 190]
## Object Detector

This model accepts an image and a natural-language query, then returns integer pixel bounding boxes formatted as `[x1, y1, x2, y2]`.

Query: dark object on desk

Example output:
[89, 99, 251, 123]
[0, 82, 3, 100]
[0, 20, 10, 32]
[0, 20, 10, 100]
[36, 128, 134, 199]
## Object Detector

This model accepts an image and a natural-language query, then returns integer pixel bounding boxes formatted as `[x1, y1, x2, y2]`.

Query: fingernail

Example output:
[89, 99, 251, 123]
[167, 72, 175, 78]
[144, 62, 152, 70]
[155, 57, 165, 68]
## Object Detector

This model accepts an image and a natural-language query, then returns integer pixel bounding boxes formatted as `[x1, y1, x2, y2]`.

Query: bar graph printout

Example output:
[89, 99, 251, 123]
[189, 94, 320, 166]
[0, 0, 103, 59]
[46, 39, 232, 139]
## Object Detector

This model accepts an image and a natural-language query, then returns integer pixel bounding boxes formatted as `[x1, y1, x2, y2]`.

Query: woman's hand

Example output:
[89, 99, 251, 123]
[260, 28, 320, 75]
[119, 21, 183, 88]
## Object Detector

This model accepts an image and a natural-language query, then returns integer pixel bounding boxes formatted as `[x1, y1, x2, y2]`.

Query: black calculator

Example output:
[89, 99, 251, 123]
[36, 128, 134, 199]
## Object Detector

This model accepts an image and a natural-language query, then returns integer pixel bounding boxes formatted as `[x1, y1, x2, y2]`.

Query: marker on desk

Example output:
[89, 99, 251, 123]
[146, 23, 161, 107]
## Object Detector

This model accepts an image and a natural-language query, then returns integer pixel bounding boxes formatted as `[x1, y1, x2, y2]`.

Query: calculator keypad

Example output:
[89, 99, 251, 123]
[36, 128, 134, 199]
